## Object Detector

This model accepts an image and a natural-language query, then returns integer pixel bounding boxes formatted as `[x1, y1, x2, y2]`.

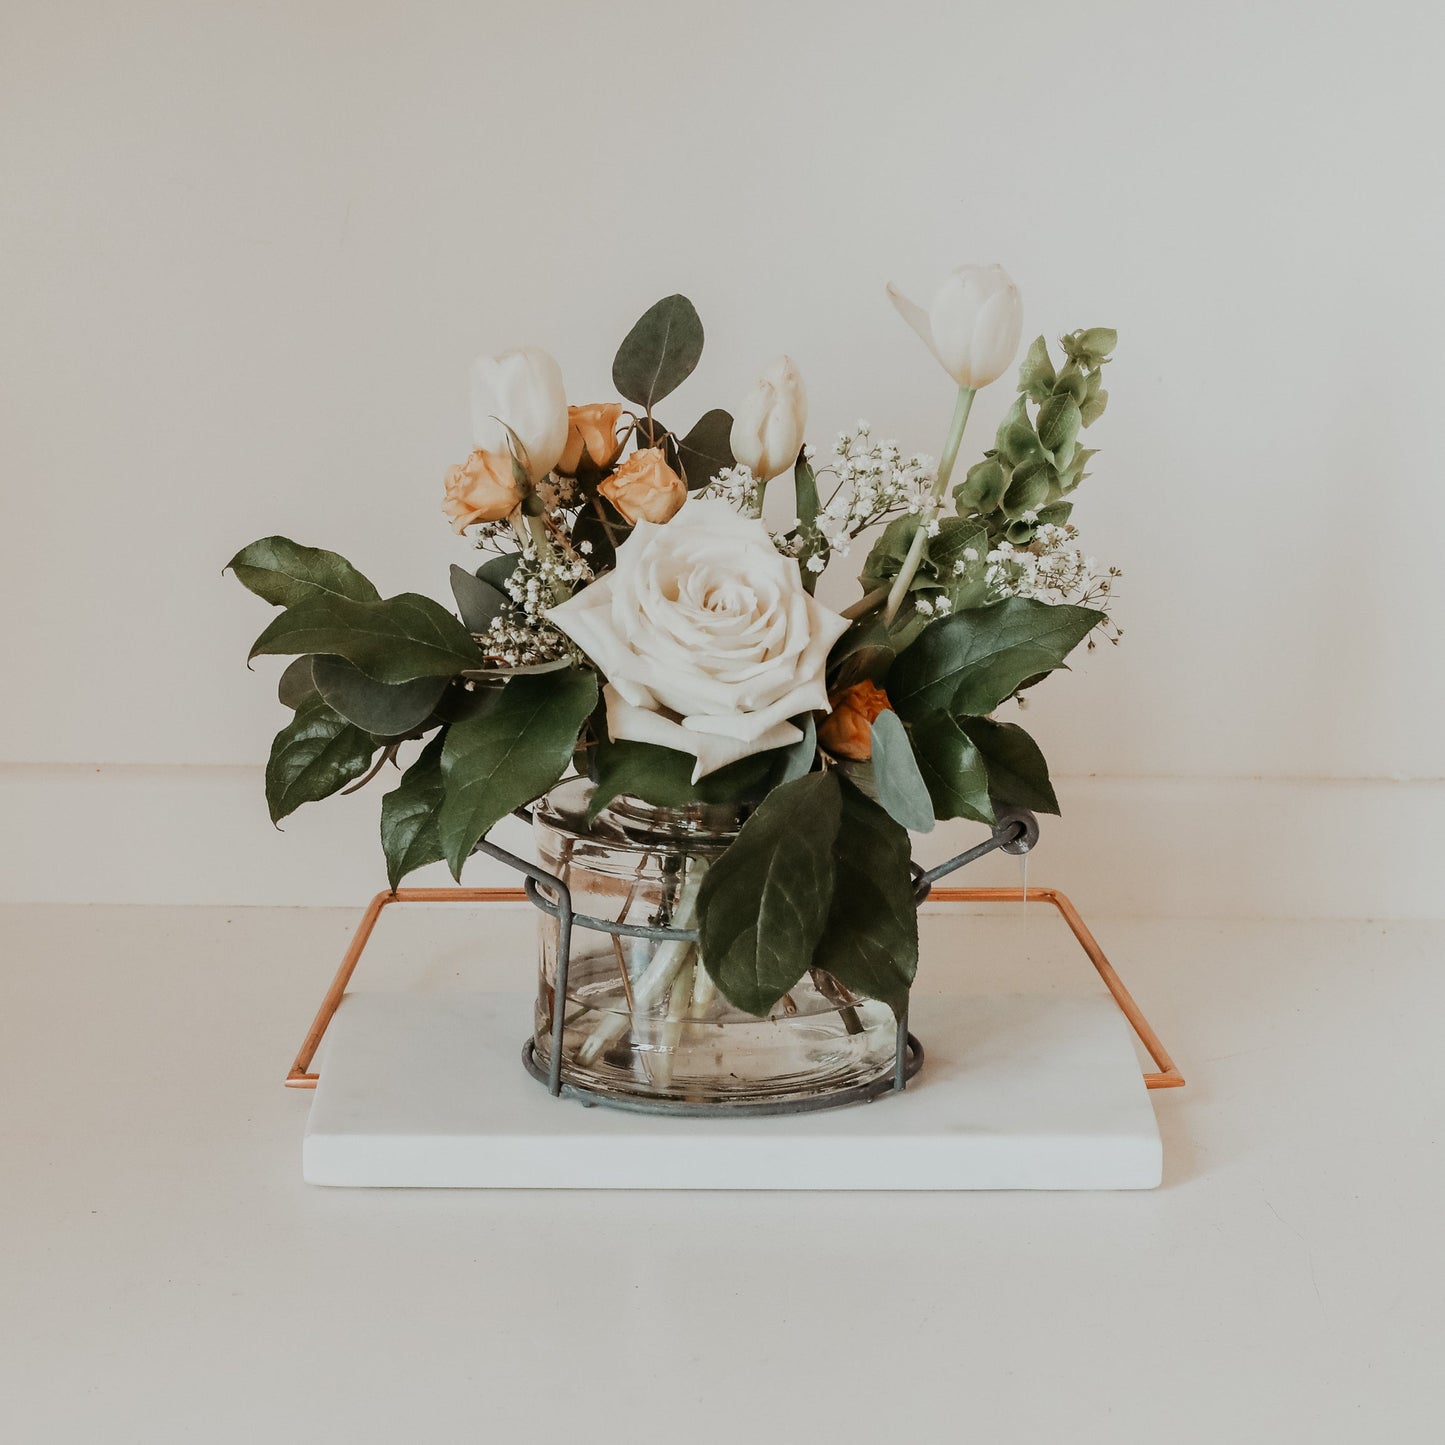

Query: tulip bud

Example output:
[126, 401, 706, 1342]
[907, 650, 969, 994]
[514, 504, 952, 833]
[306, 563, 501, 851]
[818, 679, 893, 761]
[441, 448, 523, 532]
[886, 265, 1023, 390]
[556, 402, 628, 477]
[598, 447, 687, 525]
[470, 346, 570, 482]
[729, 355, 808, 484]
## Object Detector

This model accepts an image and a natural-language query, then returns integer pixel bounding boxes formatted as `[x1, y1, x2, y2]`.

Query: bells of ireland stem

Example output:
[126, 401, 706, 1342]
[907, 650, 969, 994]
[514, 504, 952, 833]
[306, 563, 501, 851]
[886, 264, 1023, 390]
[469, 346, 570, 483]
[729, 355, 808, 485]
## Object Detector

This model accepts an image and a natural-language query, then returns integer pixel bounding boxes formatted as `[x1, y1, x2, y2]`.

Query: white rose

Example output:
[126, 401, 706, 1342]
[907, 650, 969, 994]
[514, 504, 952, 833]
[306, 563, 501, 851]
[547, 499, 849, 781]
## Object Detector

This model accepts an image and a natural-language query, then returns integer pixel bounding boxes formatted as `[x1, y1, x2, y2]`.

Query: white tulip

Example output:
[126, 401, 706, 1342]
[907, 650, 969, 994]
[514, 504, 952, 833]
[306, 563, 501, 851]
[729, 355, 808, 484]
[886, 264, 1023, 389]
[469, 346, 570, 482]
[547, 500, 849, 780]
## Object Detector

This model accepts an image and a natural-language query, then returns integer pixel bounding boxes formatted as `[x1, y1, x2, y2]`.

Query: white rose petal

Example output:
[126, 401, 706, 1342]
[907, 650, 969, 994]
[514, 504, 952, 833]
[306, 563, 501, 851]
[548, 499, 848, 782]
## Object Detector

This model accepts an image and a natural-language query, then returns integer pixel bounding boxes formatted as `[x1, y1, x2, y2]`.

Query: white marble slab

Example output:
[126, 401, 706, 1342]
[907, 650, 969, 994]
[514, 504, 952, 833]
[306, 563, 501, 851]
[303, 991, 1161, 1189]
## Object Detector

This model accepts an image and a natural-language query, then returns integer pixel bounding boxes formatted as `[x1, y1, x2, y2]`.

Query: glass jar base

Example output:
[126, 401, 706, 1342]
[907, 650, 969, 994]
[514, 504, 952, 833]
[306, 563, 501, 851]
[521, 1035, 924, 1117]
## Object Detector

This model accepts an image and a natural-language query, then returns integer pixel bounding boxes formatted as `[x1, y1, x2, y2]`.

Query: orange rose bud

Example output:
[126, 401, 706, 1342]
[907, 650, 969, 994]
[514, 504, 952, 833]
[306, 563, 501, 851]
[557, 402, 628, 477]
[818, 679, 893, 761]
[598, 446, 688, 525]
[441, 448, 523, 533]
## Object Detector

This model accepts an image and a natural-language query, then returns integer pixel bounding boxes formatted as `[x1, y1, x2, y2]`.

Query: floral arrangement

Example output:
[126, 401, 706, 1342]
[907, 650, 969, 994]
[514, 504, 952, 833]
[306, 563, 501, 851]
[229, 267, 1118, 1020]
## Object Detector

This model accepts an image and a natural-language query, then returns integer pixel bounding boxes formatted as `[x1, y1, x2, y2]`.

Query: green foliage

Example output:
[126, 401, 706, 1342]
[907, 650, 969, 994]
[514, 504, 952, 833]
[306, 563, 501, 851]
[249, 592, 483, 683]
[311, 655, 449, 737]
[868, 709, 935, 833]
[264, 697, 377, 823]
[887, 598, 1102, 719]
[379, 735, 447, 889]
[612, 294, 705, 411]
[812, 780, 919, 1017]
[586, 734, 793, 823]
[958, 716, 1059, 816]
[677, 409, 735, 491]
[449, 565, 509, 634]
[277, 656, 319, 710]
[227, 537, 380, 609]
[908, 712, 995, 826]
[696, 773, 842, 1017]
[437, 668, 598, 877]
[828, 617, 895, 690]
[954, 328, 1115, 546]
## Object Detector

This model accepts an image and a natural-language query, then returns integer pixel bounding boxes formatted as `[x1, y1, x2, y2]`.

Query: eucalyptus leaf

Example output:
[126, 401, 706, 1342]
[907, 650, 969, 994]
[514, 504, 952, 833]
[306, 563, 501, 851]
[277, 655, 319, 710]
[476, 553, 522, 592]
[887, 598, 1101, 719]
[312, 655, 449, 736]
[868, 710, 935, 833]
[812, 781, 919, 1016]
[249, 592, 483, 683]
[437, 668, 598, 877]
[612, 294, 705, 410]
[380, 734, 448, 889]
[958, 716, 1059, 816]
[677, 408, 735, 491]
[909, 712, 995, 825]
[450, 565, 509, 634]
[696, 772, 842, 1017]
[264, 697, 377, 823]
[227, 536, 380, 609]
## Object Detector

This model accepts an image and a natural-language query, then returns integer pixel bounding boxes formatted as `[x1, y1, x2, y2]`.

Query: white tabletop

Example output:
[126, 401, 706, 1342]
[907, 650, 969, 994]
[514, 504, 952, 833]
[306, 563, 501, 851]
[2, 900, 1441, 1441]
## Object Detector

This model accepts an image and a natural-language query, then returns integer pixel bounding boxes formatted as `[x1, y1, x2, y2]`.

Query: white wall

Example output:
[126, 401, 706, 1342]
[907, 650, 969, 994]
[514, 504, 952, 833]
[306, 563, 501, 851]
[2, 0, 1441, 912]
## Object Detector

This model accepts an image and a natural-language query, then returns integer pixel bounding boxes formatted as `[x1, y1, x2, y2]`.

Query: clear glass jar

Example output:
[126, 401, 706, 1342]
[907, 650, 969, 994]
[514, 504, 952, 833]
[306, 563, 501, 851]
[531, 777, 899, 1109]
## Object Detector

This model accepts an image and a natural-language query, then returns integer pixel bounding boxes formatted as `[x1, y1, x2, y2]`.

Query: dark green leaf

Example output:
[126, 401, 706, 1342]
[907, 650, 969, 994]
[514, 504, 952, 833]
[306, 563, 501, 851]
[888, 599, 1102, 719]
[277, 655, 319, 710]
[860, 515, 920, 590]
[677, 408, 735, 491]
[813, 781, 919, 1015]
[868, 709, 935, 833]
[958, 716, 1059, 816]
[910, 712, 995, 825]
[586, 737, 777, 823]
[476, 553, 522, 592]
[696, 773, 842, 1016]
[792, 451, 821, 528]
[227, 536, 380, 609]
[264, 697, 377, 823]
[312, 655, 449, 736]
[380, 735, 448, 889]
[249, 592, 483, 683]
[450, 565, 509, 634]
[437, 668, 598, 876]
[1001, 457, 1056, 518]
[570, 502, 629, 573]
[828, 617, 895, 689]
[612, 294, 705, 410]
[1037, 393, 1082, 464]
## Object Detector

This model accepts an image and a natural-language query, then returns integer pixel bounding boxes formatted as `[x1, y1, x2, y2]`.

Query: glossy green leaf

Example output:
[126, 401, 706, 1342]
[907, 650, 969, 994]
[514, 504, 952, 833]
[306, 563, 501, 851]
[696, 772, 842, 1017]
[958, 716, 1059, 816]
[264, 697, 377, 823]
[677, 408, 735, 491]
[311, 655, 449, 737]
[226, 536, 379, 608]
[437, 668, 598, 877]
[450, 566, 509, 634]
[612, 294, 705, 410]
[887, 599, 1102, 719]
[379, 735, 447, 890]
[813, 780, 919, 1015]
[249, 592, 483, 683]
[909, 712, 995, 825]
[277, 655, 319, 710]
[868, 709, 935, 833]
[586, 737, 778, 823]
